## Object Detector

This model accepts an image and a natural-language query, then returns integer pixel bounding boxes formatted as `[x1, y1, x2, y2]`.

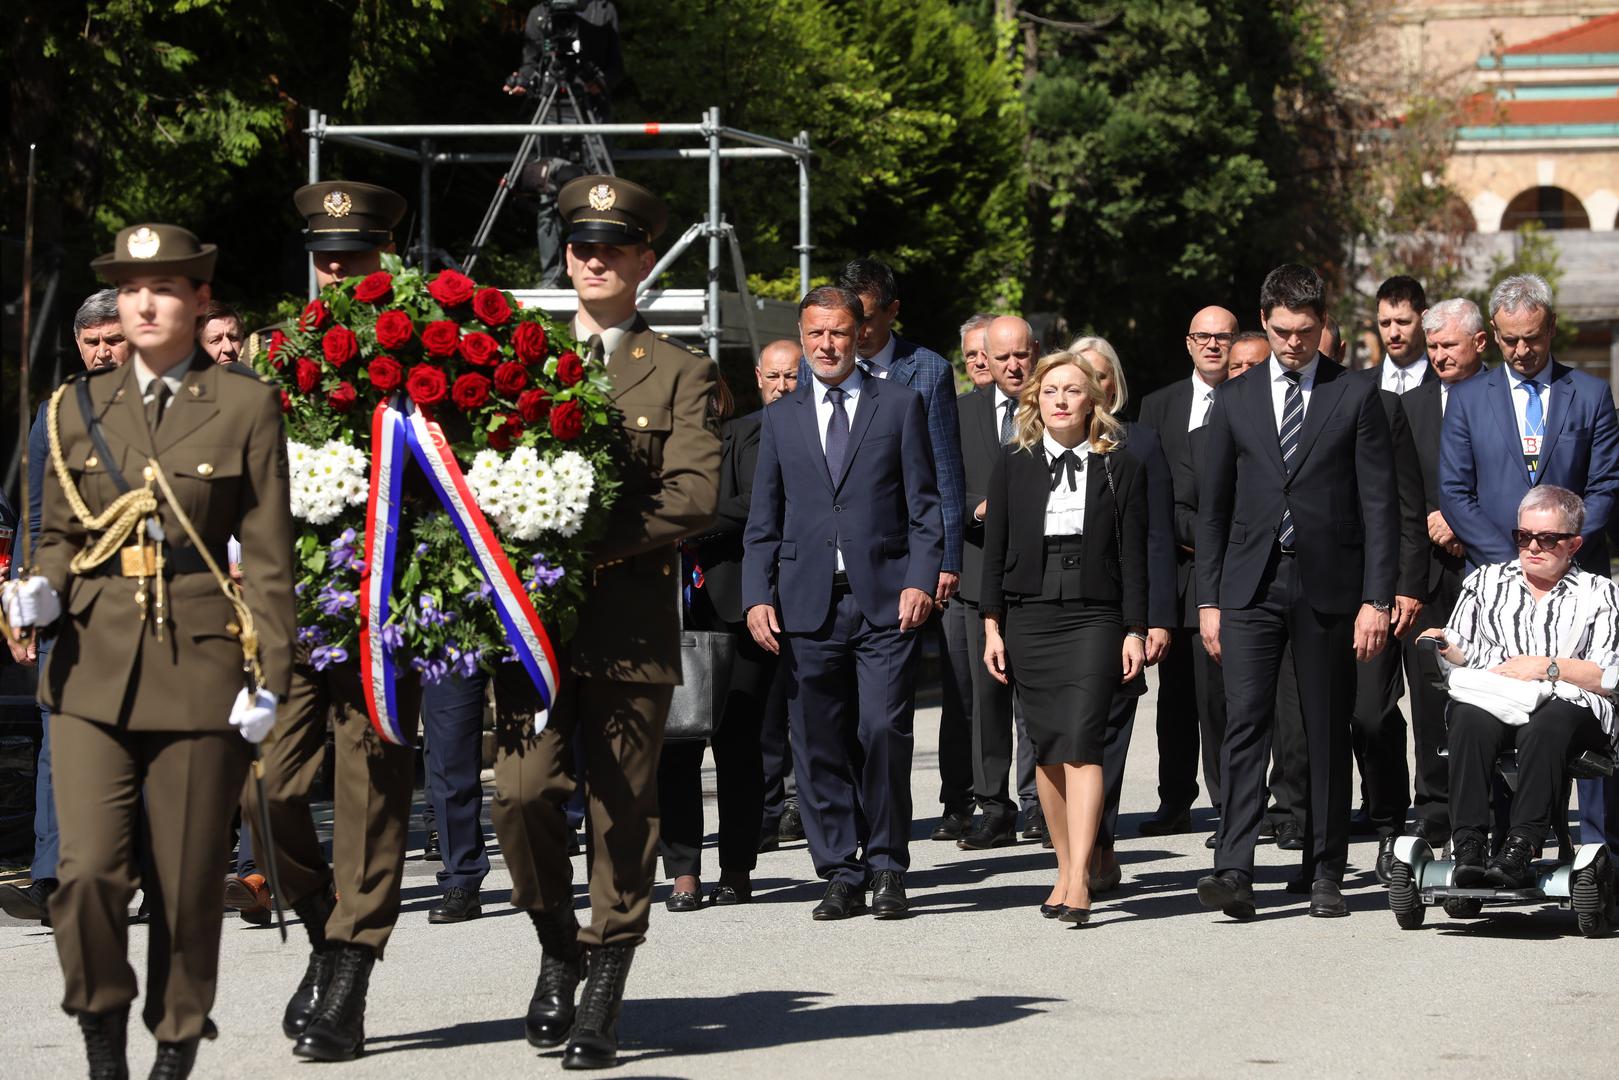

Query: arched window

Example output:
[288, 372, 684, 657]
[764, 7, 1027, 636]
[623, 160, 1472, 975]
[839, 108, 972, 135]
[1500, 186, 1591, 230]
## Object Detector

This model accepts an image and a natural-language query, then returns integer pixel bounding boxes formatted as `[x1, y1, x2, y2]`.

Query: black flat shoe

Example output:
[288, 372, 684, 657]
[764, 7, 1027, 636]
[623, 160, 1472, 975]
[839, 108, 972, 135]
[1057, 905, 1092, 925]
[1139, 808, 1192, 836]
[870, 871, 909, 919]
[1275, 820, 1305, 851]
[664, 890, 701, 913]
[1451, 834, 1488, 887]
[707, 883, 751, 906]
[956, 820, 1015, 851]
[1308, 879, 1348, 918]
[427, 887, 481, 924]
[811, 881, 866, 921]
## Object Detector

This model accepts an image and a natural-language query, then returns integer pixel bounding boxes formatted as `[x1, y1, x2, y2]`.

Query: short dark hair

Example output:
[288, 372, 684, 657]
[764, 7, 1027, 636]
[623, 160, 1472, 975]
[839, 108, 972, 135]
[1259, 264, 1326, 320]
[798, 285, 865, 325]
[1375, 275, 1428, 313]
[835, 257, 898, 309]
[1233, 330, 1269, 345]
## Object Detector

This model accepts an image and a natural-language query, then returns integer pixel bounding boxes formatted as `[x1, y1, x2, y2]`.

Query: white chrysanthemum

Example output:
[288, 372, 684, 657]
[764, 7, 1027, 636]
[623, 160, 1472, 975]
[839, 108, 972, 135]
[288, 440, 368, 524]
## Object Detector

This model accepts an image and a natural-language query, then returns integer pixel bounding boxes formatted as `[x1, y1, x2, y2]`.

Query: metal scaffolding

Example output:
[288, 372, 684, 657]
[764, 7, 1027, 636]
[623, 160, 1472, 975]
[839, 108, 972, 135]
[305, 109, 813, 362]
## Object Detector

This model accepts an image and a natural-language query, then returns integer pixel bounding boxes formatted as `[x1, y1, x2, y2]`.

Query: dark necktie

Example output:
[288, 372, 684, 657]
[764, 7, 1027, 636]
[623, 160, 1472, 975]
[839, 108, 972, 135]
[587, 334, 605, 368]
[1278, 370, 1303, 547]
[146, 380, 172, 434]
[824, 386, 850, 480]
[1000, 398, 1016, 445]
[1049, 449, 1082, 492]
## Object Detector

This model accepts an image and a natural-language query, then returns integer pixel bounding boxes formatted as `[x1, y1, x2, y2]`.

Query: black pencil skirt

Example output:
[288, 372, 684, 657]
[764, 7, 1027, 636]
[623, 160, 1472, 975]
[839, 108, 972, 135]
[1005, 600, 1122, 765]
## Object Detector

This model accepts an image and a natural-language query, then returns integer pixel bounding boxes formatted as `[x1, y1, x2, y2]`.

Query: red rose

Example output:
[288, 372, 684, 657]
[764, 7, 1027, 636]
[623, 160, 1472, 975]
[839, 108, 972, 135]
[375, 310, 414, 350]
[512, 321, 548, 364]
[353, 271, 394, 304]
[451, 372, 492, 411]
[516, 387, 551, 424]
[493, 361, 529, 397]
[299, 299, 329, 333]
[294, 357, 320, 394]
[328, 381, 358, 412]
[368, 355, 403, 393]
[472, 287, 513, 327]
[266, 330, 287, 359]
[322, 325, 359, 367]
[427, 269, 476, 309]
[549, 399, 584, 441]
[421, 320, 460, 357]
[458, 330, 500, 366]
[555, 350, 584, 387]
[488, 413, 524, 451]
[406, 364, 449, 407]
[279, 390, 292, 414]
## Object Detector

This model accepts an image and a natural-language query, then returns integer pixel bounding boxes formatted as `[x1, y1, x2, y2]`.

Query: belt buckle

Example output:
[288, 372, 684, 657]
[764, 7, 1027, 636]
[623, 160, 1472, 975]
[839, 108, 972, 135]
[119, 543, 157, 578]
[1061, 554, 1081, 569]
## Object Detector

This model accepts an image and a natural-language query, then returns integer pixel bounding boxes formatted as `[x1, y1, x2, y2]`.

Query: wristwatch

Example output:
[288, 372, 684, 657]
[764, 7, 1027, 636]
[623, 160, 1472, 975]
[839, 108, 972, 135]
[1547, 660, 1560, 684]
[1369, 600, 1393, 614]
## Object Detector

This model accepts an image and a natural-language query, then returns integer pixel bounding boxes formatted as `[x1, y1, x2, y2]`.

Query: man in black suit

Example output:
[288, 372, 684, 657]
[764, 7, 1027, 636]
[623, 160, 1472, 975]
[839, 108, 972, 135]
[1136, 306, 1236, 842]
[1398, 297, 1488, 846]
[743, 286, 943, 921]
[1196, 264, 1399, 920]
[955, 316, 1042, 849]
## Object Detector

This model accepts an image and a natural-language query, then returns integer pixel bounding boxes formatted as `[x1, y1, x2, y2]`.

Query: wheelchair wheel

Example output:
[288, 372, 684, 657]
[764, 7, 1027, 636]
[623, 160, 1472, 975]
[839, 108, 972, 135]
[1571, 849, 1613, 939]
[1388, 862, 1425, 929]
[1443, 897, 1484, 919]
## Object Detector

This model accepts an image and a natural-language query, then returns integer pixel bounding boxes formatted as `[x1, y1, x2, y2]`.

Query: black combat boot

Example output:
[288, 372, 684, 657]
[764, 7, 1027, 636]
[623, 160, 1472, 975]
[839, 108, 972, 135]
[282, 885, 337, 1039]
[526, 906, 586, 1049]
[561, 944, 635, 1070]
[145, 1019, 215, 1080]
[77, 1007, 130, 1080]
[293, 944, 375, 1061]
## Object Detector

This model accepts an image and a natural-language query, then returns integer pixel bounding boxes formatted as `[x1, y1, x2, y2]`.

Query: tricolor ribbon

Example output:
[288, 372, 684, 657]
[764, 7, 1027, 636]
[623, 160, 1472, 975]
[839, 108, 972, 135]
[357, 398, 562, 744]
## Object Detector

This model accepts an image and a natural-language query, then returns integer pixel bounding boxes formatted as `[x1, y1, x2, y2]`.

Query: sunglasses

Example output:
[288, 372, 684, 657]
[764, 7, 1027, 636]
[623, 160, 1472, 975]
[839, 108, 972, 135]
[1512, 529, 1575, 550]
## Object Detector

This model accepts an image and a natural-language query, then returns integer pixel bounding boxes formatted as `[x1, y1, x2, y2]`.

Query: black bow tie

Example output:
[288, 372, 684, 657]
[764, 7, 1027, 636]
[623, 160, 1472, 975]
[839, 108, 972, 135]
[1049, 449, 1083, 492]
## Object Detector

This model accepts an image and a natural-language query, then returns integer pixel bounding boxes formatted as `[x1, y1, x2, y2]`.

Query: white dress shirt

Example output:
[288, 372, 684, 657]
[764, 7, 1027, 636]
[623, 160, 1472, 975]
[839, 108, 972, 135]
[1042, 431, 1088, 536]
[1507, 362, 1554, 442]
[1187, 370, 1220, 431]
[1380, 355, 1429, 395]
[1267, 354, 1320, 433]
[862, 334, 896, 380]
[134, 354, 189, 406]
[813, 366, 866, 570]
[571, 314, 639, 364]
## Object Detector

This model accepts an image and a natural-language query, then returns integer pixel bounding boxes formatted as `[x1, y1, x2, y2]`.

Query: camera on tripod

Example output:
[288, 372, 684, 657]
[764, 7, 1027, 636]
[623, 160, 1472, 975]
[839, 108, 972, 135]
[505, 0, 604, 95]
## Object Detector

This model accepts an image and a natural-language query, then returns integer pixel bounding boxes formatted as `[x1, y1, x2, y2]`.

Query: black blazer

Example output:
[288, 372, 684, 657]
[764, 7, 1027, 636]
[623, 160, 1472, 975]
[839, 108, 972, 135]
[1171, 424, 1209, 625]
[1139, 377, 1203, 628]
[1118, 421, 1179, 630]
[692, 412, 761, 624]
[1400, 377, 1468, 605]
[980, 442, 1148, 630]
[1375, 389, 1430, 600]
[957, 384, 1004, 605]
[1196, 357, 1398, 614]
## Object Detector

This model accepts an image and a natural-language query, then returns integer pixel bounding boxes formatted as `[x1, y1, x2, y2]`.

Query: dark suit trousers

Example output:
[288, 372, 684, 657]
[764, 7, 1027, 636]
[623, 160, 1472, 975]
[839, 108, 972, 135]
[1402, 608, 1453, 835]
[658, 629, 773, 878]
[759, 662, 794, 829]
[935, 602, 977, 815]
[964, 603, 1038, 821]
[421, 671, 493, 894]
[1153, 632, 1227, 815]
[1578, 776, 1619, 848]
[784, 589, 919, 886]
[1218, 551, 1354, 882]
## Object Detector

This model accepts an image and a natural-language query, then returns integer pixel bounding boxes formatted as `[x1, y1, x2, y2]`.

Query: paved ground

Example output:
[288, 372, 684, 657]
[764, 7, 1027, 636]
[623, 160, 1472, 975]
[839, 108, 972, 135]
[3, 678, 1616, 1079]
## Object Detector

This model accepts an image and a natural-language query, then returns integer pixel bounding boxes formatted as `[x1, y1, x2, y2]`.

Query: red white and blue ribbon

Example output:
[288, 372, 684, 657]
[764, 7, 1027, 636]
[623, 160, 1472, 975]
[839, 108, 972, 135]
[357, 398, 562, 744]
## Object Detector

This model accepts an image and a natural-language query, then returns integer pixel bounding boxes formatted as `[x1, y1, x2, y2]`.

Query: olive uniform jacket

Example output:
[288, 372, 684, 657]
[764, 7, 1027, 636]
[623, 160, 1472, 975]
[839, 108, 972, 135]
[570, 317, 720, 684]
[36, 353, 296, 730]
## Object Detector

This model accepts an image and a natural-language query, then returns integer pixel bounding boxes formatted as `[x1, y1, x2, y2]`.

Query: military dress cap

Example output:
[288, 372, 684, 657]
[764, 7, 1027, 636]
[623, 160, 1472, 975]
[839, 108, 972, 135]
[558, 174, 669, 246]
[294, 180, 407, 252]
[90, 223, 218, 283]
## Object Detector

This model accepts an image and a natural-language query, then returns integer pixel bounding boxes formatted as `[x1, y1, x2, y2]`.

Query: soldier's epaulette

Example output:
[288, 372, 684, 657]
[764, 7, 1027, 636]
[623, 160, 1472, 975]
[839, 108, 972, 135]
[63, 365, 120, 384]
[221, 360, 267, 381]
[657, 333, 709, 360]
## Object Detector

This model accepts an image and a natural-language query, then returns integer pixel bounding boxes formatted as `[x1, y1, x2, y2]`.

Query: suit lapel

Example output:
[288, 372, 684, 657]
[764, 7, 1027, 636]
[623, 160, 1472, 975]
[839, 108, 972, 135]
[1085, 449, 1107, 518]
[1288, 361, 1347, 473]
[973, 385, 999, 460]
[833, 378, 880, 490]
[1535, 359, 1571, 473]
[1164, 379, 1194, 464]
[1484, 367, 1529, 482]
[791, 386, 833, 492]
[154, 354, 218, 454]
[887, 337, 918, 388]
[606, 321, 656, 401]
[1240, 370, 1288, 480]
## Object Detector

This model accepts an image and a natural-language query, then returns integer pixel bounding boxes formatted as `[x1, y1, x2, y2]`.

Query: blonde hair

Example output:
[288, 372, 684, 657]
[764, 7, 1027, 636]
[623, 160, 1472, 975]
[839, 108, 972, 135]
[1068, 334, 1129, 415]
[1012, 350, 1122, 453]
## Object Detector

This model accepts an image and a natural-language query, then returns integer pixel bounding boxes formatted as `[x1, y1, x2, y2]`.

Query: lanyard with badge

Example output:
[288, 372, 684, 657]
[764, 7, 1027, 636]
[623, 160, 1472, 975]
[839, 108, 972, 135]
[1521, 381, 1545, 482]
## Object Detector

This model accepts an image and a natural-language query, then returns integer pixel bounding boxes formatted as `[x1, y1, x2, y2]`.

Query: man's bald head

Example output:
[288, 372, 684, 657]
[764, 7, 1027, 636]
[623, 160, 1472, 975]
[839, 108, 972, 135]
[1185, 306, 1238, 384]
[757, 338, 801, 405]
[985, 315, 1037, 397]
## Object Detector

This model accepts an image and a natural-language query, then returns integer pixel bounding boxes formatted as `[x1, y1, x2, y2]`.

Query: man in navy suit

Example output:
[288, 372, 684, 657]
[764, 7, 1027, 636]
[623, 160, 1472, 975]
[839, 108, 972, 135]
[744, 286, 943, 921]
[1438, 273, 1619, 850]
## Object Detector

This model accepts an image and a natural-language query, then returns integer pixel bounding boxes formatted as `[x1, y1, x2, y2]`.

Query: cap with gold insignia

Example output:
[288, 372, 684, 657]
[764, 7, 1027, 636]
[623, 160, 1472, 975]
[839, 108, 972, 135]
[90, 223, 218, 283]
[557, 175, 669, 247]
[294, 181, 407, 252]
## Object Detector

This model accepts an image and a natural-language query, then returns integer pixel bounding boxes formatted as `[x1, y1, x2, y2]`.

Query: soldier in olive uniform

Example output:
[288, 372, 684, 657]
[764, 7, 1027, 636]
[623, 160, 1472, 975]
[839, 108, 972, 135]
[239, 181, 419, 1065]
[2, 224, 295, 1079]
[495, 175, 719, 1070]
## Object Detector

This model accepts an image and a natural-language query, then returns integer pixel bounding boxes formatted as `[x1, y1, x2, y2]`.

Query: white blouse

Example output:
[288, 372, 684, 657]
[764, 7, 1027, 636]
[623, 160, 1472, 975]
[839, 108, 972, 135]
[1042, 431, 1087, 536]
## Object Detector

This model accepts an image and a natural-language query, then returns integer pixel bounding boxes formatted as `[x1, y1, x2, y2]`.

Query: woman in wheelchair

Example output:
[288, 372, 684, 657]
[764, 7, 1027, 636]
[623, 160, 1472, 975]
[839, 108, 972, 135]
[1419, 486, 1619, 889]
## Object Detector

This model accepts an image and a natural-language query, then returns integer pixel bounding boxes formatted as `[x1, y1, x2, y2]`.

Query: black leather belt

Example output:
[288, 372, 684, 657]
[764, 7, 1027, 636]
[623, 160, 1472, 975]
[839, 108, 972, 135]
[87, 544, 227, 578]
[1277, 543, 1297, 557]
[831, 570, 851, 591]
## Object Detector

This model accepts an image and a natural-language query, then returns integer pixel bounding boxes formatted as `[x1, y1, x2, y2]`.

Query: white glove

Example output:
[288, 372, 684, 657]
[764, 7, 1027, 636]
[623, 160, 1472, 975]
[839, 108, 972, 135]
[2, 576, 62, 629]
[229, 688, 278, 744]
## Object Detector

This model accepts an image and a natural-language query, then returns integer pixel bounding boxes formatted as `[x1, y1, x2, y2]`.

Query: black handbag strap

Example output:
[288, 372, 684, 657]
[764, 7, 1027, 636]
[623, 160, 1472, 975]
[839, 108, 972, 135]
[76, 376, 132, 495]
[1102, 451, 1123, 575]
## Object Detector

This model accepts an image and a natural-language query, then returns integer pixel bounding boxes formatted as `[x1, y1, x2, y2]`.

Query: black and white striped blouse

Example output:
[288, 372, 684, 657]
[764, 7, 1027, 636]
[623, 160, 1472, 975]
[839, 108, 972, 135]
[1445, 561, 1619, 734]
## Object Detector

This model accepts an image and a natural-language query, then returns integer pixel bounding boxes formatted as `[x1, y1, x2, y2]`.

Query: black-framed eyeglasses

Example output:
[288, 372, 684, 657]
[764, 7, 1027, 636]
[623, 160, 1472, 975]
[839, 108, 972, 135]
[1512, 529, 1575, 550]
[1187, 332, 1236, 346]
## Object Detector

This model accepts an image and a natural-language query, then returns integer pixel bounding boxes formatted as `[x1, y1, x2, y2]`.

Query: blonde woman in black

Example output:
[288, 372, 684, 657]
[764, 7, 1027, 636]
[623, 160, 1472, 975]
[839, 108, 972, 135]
[981, 351, 1148, 924]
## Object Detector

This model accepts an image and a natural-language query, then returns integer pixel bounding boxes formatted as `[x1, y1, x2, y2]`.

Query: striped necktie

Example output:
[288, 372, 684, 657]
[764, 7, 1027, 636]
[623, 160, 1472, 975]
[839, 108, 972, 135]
[1278, 371, 1303, 547]
[999, 397, 1016, 445]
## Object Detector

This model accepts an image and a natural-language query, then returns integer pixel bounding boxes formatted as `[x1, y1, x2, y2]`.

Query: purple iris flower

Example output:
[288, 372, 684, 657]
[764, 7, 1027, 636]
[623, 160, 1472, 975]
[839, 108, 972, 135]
[378, 623, 404, 652]
[450, 647, 481, 680]
[526, 557, 566, 592]
[412, 654, 449, 685]
[330, 528, 359, 571]
[297, 625, 328, 647]
[415, 542, 430, 558]
[310, 644, 349, 671]
[317, 584, 358, 617]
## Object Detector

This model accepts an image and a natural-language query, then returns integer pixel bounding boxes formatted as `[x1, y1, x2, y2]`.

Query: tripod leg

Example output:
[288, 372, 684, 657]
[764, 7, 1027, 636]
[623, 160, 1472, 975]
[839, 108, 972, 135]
[465, 86, 561, 272]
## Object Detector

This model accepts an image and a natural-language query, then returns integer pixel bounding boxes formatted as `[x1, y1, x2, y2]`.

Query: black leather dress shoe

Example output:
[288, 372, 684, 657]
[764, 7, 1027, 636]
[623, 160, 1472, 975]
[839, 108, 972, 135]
[1409, 817, 1451, 850]
[1484, 831, 1538, 889]
[757, 831, 780, 854]
[707, 882, 751, 905]
[428, 886, 482, 923]
[1139, 808, 1192, 836]
[1374, 836, 1398, 885]
[930, 810, 973, 842]
[957, 818, 1015, 851]
[1021, 808, 1047, 840]
[778, 805, 806, 842]
[421, 829, 441, 862]
[294, 944, 375, 1061]
[0, 878, 56, 926]
[664, 889, 701, 913]
[1275, 820, 1305, 851]
[811, 881, 867, 921]
[1196, 870, 1255, 919]
[1204, 833, 1218, 849]
[1451, 834, 1488, 887]
[870, 871, 909, 919]
[1308, 879, 1348, 918]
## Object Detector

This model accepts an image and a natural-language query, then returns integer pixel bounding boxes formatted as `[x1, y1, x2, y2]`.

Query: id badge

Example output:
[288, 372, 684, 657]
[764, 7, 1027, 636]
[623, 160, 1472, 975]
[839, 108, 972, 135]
[1521, 435, 1542, 456]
